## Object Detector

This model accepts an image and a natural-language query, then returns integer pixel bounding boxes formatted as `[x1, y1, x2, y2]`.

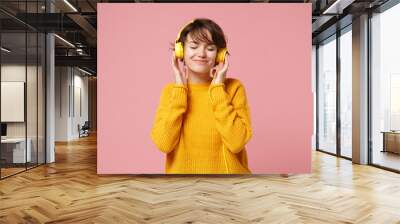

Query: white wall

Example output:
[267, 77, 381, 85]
[1, 65, 41, 137]
[55, 67, 89, 141]
[1, 66, 26, 134]
[55, 66, 69, 141]
[73, 73, 89, 137]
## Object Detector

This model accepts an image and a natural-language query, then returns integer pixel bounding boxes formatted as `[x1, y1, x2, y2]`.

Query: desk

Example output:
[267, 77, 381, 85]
[1, 138, 32, 163]
[381, 131, 400, 154]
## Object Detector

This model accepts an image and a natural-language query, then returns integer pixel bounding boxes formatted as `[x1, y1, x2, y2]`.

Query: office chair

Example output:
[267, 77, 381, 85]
[79, 121, 90, 138]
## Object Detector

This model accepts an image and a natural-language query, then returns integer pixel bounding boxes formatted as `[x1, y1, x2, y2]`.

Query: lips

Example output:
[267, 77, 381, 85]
[193, 60, 208, 64]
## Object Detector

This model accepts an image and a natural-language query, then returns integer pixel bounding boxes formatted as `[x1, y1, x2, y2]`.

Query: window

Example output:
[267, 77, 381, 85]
[371, 2, 400, 171]
[317, 35, 337, 154]
[339, 27, 352, 158]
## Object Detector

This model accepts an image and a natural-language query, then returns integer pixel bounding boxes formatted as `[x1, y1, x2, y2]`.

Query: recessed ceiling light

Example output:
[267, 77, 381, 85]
[78, 67, 93, 76]
[54, 34, 75, 48]
[1, 47, 11, 53]
[63, 0, 78, 12]
[322, 0, 355, 15]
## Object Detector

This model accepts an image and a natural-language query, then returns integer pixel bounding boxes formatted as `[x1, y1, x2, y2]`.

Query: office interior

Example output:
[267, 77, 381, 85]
[0, 0, 97, 179]
[0, 0, 399, 223]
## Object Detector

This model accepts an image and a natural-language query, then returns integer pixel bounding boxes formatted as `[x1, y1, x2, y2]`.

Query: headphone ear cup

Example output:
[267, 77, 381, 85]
[216, 48, 228, 63]
[175, 42, 184, 59]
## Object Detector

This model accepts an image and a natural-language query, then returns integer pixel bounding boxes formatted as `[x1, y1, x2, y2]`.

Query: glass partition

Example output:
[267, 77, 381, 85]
[0, 1, 46, 179]
[1, 31, 28, 177]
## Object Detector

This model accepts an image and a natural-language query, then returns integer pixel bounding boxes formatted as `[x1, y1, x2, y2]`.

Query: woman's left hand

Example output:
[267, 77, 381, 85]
[210, 55, 229, 84]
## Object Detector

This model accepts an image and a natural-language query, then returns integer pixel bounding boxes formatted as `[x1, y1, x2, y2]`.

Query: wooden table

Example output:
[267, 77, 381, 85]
[381, 131, 400, 154]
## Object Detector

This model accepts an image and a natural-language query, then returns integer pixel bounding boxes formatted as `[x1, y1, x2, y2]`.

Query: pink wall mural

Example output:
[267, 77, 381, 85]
[97, 3, 312, 174]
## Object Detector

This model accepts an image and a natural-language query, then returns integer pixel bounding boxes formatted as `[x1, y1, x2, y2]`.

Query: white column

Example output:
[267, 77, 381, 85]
[46, 33, 55, 163]
[46, 0, 55, 163]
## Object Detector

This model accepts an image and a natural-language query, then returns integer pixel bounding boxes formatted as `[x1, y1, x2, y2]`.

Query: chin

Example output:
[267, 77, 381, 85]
[190, 66, 211, 74]
[194, 70, 210, 74]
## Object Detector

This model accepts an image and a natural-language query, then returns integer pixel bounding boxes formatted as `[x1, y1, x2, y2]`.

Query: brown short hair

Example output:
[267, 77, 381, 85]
[177, 18, 227, 49]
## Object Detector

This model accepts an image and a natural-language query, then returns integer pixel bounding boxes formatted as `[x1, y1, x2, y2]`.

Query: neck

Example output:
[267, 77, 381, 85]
[187, 69, 212, 84]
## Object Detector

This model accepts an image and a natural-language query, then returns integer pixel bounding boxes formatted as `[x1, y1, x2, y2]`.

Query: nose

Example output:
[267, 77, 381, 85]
[197, 47, 206, 58]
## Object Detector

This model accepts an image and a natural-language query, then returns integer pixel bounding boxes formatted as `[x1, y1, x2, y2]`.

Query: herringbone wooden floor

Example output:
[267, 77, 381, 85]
[1, 134, 400, 224]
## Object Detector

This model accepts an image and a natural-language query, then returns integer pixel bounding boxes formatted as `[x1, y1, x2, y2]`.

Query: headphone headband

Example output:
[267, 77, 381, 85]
[175, 20, 194, 43]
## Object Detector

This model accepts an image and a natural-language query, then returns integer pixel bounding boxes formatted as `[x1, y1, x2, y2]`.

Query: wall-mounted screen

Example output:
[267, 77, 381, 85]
[1, 81, 25, 122]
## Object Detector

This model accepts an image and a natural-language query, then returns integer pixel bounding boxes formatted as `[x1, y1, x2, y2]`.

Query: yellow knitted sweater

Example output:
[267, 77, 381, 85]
[150, 78, 253, 174]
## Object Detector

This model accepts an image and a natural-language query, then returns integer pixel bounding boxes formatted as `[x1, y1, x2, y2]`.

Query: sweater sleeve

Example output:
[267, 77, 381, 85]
[150, 84, 188, 153]
[208, 82, 253, 154]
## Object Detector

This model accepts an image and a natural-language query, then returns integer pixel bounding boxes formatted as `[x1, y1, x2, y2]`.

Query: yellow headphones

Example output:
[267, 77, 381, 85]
[175, 20, 228, 64]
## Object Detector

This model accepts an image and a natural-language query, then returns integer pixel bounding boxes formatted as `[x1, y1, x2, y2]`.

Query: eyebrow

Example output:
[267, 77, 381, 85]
[189, 40, 216, 46]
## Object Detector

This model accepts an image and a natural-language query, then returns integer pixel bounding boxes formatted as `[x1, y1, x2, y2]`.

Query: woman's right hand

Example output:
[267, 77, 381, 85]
[172, 52, 188, 86]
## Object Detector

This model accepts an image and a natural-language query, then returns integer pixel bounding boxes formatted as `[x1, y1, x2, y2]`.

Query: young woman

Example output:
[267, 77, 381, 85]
[151, 18, 253, 174]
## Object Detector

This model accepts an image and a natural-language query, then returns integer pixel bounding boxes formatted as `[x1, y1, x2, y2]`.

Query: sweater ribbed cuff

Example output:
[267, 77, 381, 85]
[208, 83, 227, 106]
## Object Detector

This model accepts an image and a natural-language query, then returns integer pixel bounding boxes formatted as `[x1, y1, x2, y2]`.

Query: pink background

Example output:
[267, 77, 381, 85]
[97, 3, 312, 174]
